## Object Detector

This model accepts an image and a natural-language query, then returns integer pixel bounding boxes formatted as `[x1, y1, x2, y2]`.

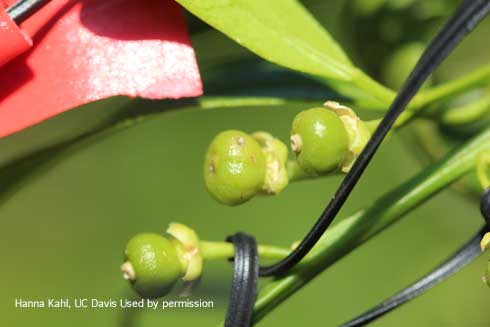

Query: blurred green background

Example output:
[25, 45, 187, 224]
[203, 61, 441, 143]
[1, 0, 490, 326]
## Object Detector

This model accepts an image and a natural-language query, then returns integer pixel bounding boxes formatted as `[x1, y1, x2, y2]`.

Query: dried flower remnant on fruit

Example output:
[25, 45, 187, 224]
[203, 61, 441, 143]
[324, 101, 371, 172]
[121, 262, 136, 281]
[253, 131, 289, 195]
[167, 223, 203, 281]
[204, 130, 266, 206]
[290, 134, 303, 153]
[481, 233, 490, 252]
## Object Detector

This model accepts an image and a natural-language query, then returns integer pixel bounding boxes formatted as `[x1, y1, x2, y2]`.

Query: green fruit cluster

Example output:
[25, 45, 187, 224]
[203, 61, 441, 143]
[203, 102, 371, 206]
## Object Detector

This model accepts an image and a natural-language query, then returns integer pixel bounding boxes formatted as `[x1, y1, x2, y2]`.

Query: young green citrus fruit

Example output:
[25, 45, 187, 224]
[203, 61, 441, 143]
[291, 108, 349, 175]
[122, 233, 184, 298]
[204, 130, 266, 205]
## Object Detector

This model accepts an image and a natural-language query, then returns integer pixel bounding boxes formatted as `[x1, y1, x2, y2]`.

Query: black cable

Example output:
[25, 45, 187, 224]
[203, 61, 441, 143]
[340, 190, 490, 326]
[339, 226, 487, 327]
[225, 233, 259, 327]
[7, 0, 50, 25]
[259, 0, 490, 277]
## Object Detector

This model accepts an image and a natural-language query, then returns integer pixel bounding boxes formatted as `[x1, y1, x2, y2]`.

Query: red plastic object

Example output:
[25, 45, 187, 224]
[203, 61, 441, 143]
[0, 0, 202, 138]
[0, 6, 32, 67]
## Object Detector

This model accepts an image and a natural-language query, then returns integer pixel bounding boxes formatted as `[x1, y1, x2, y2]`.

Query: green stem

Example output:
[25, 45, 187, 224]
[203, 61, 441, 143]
[250, 125, 490, 324]
[200, 241, 290, 261]
[287, 160, 314, 182]
[351, 69, 396, 107]
[350, 65, 490, 112]
[413, 64, 490, 109]
[440, 95, 490, 126]
[199, 96, 291, 109]
[477, 152, 490, 189]
[200, 64, 490, 115]
[365, 110, 415, 132]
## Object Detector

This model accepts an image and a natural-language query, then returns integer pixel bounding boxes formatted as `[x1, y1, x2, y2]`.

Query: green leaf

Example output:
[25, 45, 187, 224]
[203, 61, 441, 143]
[177, 0, 355, 81]
[178, 0, 397, 107]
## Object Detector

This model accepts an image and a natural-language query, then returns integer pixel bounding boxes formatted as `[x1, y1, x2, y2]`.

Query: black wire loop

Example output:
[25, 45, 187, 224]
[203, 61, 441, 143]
[225, 233, 259, 327]
[259, 0, 490, 277]
[339, 226, 488, 327]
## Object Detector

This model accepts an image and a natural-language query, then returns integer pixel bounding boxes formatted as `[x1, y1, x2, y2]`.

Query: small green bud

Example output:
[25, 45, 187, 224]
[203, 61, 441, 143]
[123, 233, 184, 298]
[252, 132, 289, 195]
[204, 130, 266, 205]
[291, 107, 350, 175]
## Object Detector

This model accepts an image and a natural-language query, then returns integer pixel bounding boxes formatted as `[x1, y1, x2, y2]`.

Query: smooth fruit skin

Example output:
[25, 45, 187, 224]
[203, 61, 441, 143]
[291, 108, 349, 175]
[204, 130, 266, 206]
[124, 233, 183, 298]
